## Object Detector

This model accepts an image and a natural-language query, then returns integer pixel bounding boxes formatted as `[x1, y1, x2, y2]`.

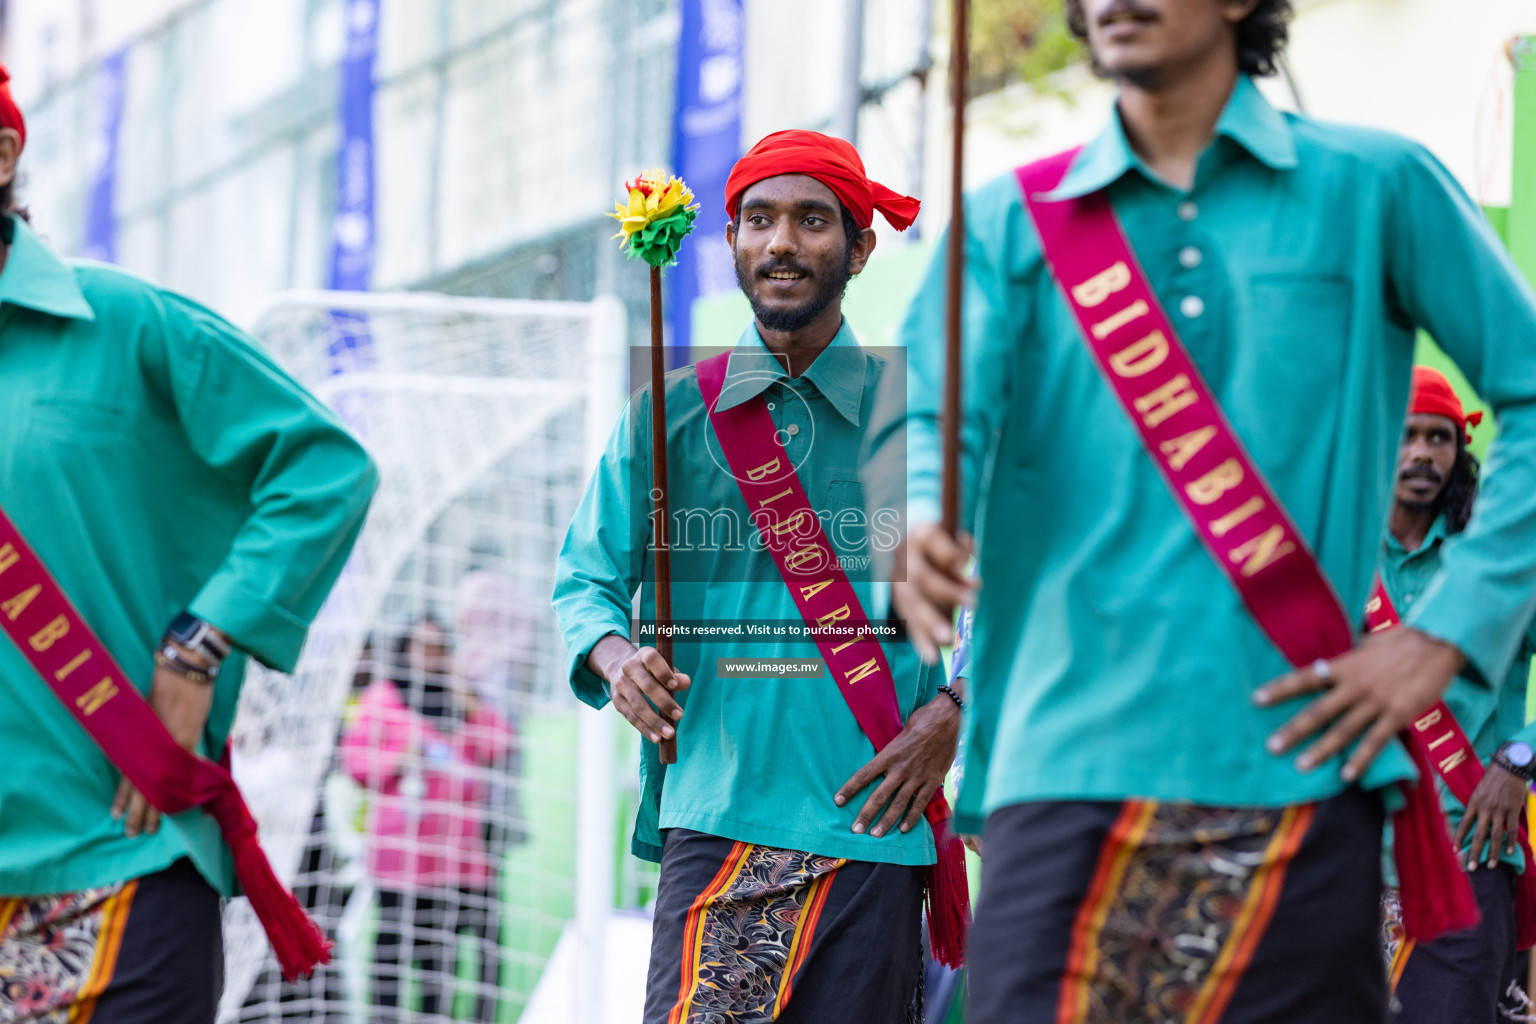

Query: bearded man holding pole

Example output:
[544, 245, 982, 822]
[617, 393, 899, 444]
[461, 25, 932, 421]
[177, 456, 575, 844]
[866, 0, 1536, 1020]
[555, 132, 968, 1023]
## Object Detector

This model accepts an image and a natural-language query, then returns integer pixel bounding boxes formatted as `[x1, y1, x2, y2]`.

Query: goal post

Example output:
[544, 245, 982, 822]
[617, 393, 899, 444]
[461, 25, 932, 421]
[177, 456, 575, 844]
[220, 289, 626, 1024]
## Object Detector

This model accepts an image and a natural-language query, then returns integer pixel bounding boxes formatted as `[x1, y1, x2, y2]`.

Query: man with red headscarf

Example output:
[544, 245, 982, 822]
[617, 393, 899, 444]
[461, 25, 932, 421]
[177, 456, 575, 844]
[1381, 367, 1536, 1023]
[0, 64, 375, 1023]
[555, 131, 962, 1022]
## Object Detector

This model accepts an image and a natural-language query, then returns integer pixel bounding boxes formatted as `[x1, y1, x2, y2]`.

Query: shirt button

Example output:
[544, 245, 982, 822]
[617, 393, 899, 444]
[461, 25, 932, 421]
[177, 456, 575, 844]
[786, 423, 800, 436]
[1180, 295, 1205, 319]
[1179, 246, 1202, 269]
[1177, 200, 1199, 222]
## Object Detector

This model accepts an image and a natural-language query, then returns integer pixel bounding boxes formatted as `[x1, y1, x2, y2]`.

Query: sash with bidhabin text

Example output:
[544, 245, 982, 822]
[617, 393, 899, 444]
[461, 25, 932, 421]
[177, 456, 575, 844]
[0, 501, 330, 980]
[694, 352, 970, 969]
[1016, 148, 1477, 942]
[1367, 578, 1536, 949]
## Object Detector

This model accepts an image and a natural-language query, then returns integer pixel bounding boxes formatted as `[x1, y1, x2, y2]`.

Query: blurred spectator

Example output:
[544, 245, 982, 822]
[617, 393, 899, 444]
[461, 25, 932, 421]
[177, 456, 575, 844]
[340, 616, 514, 1023]
[453, 570, 538, 706]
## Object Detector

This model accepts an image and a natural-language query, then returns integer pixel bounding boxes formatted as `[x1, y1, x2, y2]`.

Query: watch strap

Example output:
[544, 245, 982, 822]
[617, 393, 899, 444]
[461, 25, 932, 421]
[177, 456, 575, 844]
[1493, 742, 1535, 782]
[168, 611, 232, 663]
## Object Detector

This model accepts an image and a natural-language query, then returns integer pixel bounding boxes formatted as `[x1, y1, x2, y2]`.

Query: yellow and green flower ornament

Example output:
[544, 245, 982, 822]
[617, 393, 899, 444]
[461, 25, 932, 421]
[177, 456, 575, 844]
[609, 170, 700, 268]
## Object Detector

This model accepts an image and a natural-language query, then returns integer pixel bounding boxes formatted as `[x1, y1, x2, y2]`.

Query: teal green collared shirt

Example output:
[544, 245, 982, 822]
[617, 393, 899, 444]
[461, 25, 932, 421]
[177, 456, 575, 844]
[554, 322, 940, 865]
[1381, 514, 1536, 870]
[0, 217, 378, 896]
[865, 77, 1536, 830]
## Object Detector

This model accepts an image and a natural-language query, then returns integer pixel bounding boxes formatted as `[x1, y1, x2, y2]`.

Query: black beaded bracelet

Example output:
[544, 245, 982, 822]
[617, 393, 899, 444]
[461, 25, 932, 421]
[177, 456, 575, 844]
[937, 684, 964, 710]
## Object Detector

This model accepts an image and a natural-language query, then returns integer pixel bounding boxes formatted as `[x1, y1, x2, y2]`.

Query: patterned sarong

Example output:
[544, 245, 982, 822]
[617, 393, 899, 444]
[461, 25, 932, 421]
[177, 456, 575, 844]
[1056, 803, 1313, 1023]
[0, 882, 134, 1023]
[644, 829, 925, 1024]
[1382, 886, 1414, 993]
[0, 859, 221, 1024]
[969, 788, 1388, 1024]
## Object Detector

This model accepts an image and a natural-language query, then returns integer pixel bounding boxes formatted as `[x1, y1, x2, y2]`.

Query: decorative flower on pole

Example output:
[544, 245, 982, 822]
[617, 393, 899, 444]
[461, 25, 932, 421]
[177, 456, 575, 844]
[609, 170, 700, 268]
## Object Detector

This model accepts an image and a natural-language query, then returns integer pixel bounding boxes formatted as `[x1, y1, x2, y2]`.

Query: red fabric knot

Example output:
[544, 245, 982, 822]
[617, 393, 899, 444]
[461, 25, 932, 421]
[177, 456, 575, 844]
[1410, 365, 1481, 443]
[725, 129, 920, 232]
[0, 62, 25, 152]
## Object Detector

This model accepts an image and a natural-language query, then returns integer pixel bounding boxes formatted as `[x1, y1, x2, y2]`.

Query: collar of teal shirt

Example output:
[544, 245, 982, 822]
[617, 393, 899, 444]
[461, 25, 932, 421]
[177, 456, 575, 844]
[1041, 74, 1300, 203]
[0, 215, 96, 321]
[1385, 511, 1452, 563]
[711, 318, 867, 427]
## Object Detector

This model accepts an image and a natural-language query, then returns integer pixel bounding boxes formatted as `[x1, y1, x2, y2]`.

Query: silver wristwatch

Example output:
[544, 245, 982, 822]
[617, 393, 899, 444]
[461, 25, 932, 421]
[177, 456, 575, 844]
[166, 611, 232, 664]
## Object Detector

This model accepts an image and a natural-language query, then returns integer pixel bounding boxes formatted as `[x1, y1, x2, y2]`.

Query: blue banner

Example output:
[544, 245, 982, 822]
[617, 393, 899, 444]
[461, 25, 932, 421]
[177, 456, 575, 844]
[669, 0, 745, 360]
[327, 0, 379, 380]
[81, 50, 126, 264]
[328, 0, 378, 294]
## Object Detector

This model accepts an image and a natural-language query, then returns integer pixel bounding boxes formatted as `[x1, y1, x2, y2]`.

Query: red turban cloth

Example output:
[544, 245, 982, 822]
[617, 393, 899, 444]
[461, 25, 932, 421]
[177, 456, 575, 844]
[0, 64, 24, 152]
[725, 129, 920, 232]
[1410, 366, 1482, 443]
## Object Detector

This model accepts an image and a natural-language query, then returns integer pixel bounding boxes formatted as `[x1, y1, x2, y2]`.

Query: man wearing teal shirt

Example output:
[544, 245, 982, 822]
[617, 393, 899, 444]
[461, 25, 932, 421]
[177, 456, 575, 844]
[1382, 368, 1536, 1023]
[868, 0, 1536, 1020]
[554, 133, 958, 1023]
[0, 69, 376, 1024]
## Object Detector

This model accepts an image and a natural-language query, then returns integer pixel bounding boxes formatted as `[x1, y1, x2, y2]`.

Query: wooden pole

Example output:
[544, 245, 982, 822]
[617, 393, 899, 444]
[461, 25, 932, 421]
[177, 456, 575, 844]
[941, 0, 968, 536]
[650, 265, 678, 764]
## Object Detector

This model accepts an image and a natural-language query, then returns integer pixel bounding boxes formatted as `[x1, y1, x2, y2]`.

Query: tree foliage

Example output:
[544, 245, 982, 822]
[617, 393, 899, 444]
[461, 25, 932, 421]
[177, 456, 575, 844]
[967, 0, 1085, 96]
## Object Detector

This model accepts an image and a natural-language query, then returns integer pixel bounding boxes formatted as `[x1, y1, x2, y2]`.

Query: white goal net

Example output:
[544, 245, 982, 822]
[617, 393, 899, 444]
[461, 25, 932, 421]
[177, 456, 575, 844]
[219, 290, 625, 1024]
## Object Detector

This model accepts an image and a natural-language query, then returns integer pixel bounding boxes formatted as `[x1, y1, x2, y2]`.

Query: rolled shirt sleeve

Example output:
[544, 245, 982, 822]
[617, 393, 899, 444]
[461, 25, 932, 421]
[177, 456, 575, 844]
[553, 393, 651, 708]
[151, 294, 378, 672]
[1386, 145, 1536, 687]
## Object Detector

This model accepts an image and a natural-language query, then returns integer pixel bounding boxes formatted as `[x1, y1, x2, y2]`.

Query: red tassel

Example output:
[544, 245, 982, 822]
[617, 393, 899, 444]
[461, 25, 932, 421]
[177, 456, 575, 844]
[922, 806, 971, 970]
[1393, 735, 1478, 942]
[211, 791, 333, 982]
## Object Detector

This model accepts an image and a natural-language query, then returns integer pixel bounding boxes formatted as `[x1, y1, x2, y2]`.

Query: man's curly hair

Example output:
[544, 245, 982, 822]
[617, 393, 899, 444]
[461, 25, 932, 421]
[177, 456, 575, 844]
[1438, 437, 1480, 536]
[0, 178, 27, 232]
[1063, 0, 1294, 78]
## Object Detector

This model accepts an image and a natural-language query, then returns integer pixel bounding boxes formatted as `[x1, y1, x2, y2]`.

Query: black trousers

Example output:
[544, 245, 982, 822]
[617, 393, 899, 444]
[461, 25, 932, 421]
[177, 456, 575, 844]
[93, 858, 225, 1024]
[1394, 862, 1519, 1024]
[969, 788, 1388, 1023]
[643, 828, 925, 1024]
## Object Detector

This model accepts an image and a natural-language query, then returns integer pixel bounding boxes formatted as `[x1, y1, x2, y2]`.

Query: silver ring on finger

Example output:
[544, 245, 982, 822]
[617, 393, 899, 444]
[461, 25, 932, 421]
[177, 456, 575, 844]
[1311, 658, 1332, 682]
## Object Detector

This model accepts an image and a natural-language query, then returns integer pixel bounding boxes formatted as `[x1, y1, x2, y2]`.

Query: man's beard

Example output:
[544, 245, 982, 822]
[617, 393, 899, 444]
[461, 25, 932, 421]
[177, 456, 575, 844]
[1397, 465, 1445, 516]
[735, 245, 854, 334]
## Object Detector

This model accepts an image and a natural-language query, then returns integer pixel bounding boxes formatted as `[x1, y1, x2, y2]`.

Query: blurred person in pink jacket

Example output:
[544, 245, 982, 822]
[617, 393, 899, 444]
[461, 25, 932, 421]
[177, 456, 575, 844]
[340, 616, 514, 1023]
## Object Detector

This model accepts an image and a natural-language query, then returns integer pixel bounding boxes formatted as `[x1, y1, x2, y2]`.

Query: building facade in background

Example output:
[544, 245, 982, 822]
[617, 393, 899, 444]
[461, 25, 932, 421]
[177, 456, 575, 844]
[1, 0, 931, 343]
[3, 0, 1533, 335]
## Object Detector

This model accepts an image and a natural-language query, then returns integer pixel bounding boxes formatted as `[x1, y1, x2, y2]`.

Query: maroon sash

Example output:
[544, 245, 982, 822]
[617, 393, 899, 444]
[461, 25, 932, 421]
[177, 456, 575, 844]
[1367, 578, 1536, 949]
[0, 503, 330, 979]
[695, 352, 970, 968]
[1016, 149, 1477, 941]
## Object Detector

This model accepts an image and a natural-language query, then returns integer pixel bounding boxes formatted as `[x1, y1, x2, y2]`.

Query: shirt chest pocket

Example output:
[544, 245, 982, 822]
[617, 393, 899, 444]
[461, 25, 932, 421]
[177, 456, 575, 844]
[1233, 273, 1353, 464]
[1242, 273, 1353, 364]
[27, 396, 131, 445]
[824, 472, 864, 514]
[822, 472, 871, 564]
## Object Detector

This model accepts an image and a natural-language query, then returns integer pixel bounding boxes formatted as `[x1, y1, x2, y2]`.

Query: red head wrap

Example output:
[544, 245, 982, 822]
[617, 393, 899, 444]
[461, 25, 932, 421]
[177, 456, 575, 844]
[725, 129, 920, 232]
[1410, 366, 1482, 443]
[0, 64, 24, 152]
